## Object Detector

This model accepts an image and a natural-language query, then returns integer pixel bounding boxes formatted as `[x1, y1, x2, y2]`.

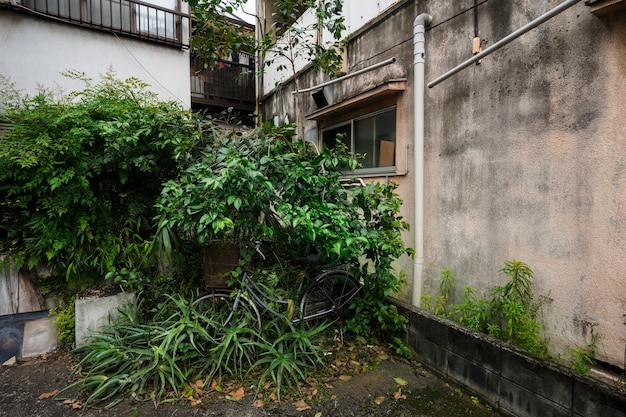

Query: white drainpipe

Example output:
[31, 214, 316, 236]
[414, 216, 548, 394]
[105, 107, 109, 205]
[412, 13, 432, 307]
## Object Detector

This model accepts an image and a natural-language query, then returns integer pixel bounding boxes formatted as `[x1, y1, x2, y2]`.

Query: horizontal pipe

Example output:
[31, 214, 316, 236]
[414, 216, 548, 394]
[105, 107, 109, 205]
[294, 57, 396, 94]
[427, 0, 580, 88]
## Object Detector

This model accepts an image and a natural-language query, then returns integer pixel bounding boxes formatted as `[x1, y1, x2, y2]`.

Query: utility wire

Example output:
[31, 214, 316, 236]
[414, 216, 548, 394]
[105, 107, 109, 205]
[427, 0, 492, 32]
[349, 0, 493, 70]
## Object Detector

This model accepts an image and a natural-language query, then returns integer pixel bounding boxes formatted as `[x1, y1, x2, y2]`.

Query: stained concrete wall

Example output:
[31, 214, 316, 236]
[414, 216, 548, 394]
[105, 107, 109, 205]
[258, 0, 626, 370]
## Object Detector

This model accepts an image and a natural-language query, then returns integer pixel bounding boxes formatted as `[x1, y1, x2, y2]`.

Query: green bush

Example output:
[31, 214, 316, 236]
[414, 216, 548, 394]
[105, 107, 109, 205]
[155, 125, 413, 339]
[0, 70, 203, 290]
[50, 297, 76, 348]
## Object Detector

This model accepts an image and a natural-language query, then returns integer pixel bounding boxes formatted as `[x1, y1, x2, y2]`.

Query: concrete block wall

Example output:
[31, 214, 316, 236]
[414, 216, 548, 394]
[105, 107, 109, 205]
[394, 299, 626, 417]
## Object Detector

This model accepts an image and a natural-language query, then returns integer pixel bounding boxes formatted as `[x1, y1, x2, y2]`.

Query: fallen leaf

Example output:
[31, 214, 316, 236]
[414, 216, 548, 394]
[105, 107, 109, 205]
[253, 399, 264, 408]
[394, 377, 408, 386]
[393, 390, 407, 400]
[377, 354, 390, 361]
[374, 396, 386, 405]
[63, 399, 82, 409]
[226, 386, 245, 401]
[293, 399, 311, 411]
[38, 389, 59, 399]
[314, 412, 322, 417]
[337, 375, 352, 381]
[211, 379, 222, 392]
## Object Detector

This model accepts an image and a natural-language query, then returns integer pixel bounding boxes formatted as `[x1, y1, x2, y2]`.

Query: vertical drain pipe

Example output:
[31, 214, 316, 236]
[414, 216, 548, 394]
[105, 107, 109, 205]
[412, 13, 432, 307]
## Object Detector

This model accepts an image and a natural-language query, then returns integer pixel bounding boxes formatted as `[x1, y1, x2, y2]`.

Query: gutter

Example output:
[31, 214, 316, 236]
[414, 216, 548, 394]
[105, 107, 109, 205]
[412, 13, 432, 307]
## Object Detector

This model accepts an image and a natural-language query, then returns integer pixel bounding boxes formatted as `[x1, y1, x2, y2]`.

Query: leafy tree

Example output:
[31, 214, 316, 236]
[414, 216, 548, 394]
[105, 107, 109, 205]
[0, 70, 202, 289]
[189, 0, 346, 139]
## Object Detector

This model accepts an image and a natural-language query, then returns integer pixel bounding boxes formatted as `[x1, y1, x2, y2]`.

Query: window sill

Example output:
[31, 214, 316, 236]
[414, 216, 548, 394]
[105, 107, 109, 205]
[341, 167, 402, 179]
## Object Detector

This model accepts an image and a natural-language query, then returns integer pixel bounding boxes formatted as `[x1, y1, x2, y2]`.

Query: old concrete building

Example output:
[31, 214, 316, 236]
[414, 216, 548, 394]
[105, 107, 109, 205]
[257, 0, 626, 371]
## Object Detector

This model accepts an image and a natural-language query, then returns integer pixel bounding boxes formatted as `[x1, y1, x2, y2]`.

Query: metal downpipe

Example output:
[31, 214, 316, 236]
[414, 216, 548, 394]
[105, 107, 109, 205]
[412, 13, 432, 307]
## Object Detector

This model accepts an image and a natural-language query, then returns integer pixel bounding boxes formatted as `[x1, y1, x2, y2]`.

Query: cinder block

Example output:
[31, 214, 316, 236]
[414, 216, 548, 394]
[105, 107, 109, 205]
[499, 378, 570, 417]
[448, 352, 500, 404]
[411, 309, 449, 348]
[448, 325, 501, 373]
[501, 347, 573, 409]
[573, 376, 626, 417]
[414, 337, 448, 372]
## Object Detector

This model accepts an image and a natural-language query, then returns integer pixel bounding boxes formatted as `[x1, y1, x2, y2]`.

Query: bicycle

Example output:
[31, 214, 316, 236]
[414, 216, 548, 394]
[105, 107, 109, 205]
[192, 241, 362, 333]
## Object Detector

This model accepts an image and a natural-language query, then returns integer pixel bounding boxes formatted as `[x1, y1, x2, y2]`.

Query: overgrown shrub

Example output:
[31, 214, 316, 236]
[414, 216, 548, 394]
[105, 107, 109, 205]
[0, 70, 204, 292]
[155, 125, 413, 339]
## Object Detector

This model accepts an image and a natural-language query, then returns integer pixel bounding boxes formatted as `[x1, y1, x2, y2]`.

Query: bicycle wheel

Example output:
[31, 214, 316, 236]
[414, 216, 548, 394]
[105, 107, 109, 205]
[299, 270, 361, 321]
[193, 291, 262, 333]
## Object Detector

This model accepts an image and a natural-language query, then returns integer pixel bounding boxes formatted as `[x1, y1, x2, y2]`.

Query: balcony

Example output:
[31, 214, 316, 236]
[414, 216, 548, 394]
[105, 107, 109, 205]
[2, 0, 189, 48]
[190, 52, 256, 113]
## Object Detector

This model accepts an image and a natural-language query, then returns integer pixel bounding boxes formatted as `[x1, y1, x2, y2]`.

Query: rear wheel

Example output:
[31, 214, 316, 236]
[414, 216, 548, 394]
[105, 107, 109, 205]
[299, 270, 361, 321]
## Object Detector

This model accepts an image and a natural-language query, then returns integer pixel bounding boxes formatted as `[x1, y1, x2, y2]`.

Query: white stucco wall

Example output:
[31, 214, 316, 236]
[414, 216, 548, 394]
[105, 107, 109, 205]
[0, 12, 190, 106]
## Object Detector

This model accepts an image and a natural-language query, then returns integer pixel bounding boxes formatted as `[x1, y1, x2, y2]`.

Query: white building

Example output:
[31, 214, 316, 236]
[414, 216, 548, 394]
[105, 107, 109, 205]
[0, 0, 192, 105]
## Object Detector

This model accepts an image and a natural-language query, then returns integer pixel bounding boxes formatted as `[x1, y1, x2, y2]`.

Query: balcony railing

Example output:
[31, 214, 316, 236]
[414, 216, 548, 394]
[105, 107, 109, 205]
[5, 0, 189, 48]
[191, 52, 256, 111]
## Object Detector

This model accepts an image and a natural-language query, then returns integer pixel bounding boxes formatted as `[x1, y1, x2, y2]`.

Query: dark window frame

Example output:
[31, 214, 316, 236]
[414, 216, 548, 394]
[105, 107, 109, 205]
[321, 106, 397, 175]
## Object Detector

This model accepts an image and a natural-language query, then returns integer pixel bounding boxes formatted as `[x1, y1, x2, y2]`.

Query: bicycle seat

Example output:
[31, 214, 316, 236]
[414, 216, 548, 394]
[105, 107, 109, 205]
[295, 254, 323, 265]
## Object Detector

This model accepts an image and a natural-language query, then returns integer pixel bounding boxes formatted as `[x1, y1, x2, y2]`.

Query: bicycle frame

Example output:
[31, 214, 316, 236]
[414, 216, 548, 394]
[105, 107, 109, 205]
[231, 271, 306, 322]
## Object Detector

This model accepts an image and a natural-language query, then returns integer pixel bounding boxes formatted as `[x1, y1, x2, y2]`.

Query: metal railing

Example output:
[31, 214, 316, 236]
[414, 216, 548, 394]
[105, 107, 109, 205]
[190, 52, 256, 110]
[8, 0, 189, 48]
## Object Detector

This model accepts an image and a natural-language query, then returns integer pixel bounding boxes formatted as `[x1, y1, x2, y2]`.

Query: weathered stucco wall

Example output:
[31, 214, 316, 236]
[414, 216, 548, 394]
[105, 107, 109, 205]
[423, 1, 626, 370]
[0, 12, 190, 106]
[259, 0, 626, 369]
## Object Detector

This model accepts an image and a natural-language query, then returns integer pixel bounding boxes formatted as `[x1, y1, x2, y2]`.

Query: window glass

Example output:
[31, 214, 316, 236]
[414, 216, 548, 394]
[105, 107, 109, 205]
[375, 109, 396, 167]
[321, 107, 396, 172]
[322, 123, 351, 151]
[354, 116, 374, 168]
[137, 0, 178, 39]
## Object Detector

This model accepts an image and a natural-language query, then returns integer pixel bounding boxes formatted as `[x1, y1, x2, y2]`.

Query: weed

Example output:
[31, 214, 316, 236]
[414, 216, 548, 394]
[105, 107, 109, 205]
[50, 297, 76, 348]
[431, 260, 550, 357]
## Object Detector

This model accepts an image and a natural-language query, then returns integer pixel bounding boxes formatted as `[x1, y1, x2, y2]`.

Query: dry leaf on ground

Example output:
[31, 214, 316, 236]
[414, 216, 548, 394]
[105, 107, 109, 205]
[293, 399, 311, 411]
[226, 386, 245, 401]
[393, 390, 407, 400]
[38, 389, 58, 399]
